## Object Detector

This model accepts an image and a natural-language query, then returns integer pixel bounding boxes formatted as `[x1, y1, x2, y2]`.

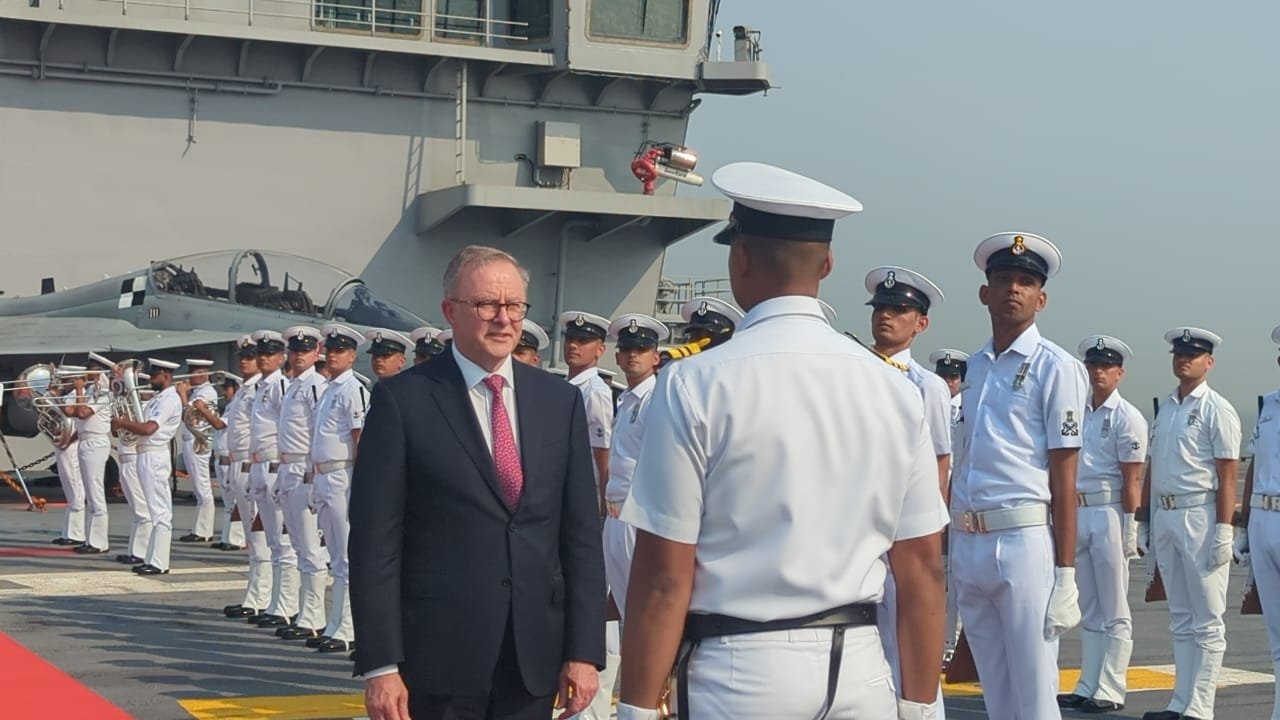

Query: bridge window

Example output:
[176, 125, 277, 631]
[314, 0, 424, 36]
[588, 0, 688, 44]
[434, 0, 483, 40]
[510, 0, 551, 40]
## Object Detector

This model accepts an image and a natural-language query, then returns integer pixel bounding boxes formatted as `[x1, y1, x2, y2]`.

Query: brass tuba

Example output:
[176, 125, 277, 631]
[17, 364, 76, 450]
[109, 360, 147, 447]
[182, 404, 216, 454]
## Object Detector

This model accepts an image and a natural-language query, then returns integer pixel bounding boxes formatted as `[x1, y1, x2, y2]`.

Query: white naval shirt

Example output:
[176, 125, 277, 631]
[891, 350, 953, 457]
[140, 385, 183, 451]
[622, 296, 946, 621]
[212, 401, 229, 458]
[278, 367, 325, 457]
[949, 392, 964, 454]
[451, 344, 519, 456]
[180, 381, 219, 448]
[1250, 390, 1280, 496]
[73, 378, 113, 438]
[1077, 390, 1148, 494]
[250, 369, 288, 458]
[605, 373, 656, 502]
[953, 324, 1088, 512]
[568, 367, 613, 451]
[1149, 382, 1241, 496]
[309, 369, 368, 464]
[227, 373, 261, 460]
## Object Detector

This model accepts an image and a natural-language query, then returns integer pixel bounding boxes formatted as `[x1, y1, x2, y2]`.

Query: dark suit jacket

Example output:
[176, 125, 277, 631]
[348, 349, 606, 697]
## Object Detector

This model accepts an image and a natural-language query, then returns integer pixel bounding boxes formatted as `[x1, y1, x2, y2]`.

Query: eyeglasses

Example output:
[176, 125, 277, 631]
[451, 298, 531, 322]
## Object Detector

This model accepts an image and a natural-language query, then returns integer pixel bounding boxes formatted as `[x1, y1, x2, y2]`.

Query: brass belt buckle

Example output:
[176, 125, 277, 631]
[1076, 493, 1088, 507]
[1160, 495, 1177, 510]
[1264, 495, 1280, 512]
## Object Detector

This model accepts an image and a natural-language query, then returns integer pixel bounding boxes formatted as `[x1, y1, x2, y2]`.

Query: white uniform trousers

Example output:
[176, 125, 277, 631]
[681, 625, 897, 718]
[76, 435, 112, 551]
[54, 442, 86, 542]
[1248, 511, 1280, 720]
[1071, 504, 1133, 704]
[602, 516, 637, 618]
[280, 462, 327, 632]
[136, 449, 173, 571]
[952, 524, 1060, 720]
[215, 458, 245, 548]
[182, 439, 215, 539]
[249, 460, 298, 619]
[116, 449, 151, 559]
[1153, 504, 1228, 719]
[232, 460, 272, 610]
[315, 468, 353, 643]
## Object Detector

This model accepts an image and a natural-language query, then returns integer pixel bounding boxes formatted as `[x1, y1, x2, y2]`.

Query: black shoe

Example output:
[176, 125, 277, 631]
[223, 604, 243, 615]
[252, 614, 288, 627]
[1141, 712, 1182, 720]
[73, 545, 108, 555]
[135, 564, 169, 576]
[317, 638, 353, 653]
[1082, 699, 1124, 714]
[178, 534, 212, 543]
[227, 607, 260, 618]
[51, 537, 83, 546]
[305, 635, 332, 648]
[1057, 693, 1088, 709]
[116, 555, 143, 565]
[216, 543, 244, 551]
[279, 627, 322, 640]
[349, 651, 356, 662]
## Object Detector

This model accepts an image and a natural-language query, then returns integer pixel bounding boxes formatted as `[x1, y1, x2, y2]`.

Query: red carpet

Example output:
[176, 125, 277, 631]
[0, 546, 78, 558]
[0, 631, 132, 719]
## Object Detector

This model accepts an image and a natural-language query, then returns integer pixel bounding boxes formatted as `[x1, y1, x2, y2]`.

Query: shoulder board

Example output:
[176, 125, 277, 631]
[358, 386, 368, 413]
[842, 332, 909, 372]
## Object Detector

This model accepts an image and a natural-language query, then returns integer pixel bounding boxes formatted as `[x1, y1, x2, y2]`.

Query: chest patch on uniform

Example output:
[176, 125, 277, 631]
[1100, 417, 1111, 438]
[1012, 362, 1030, 390]
[630, 404, 640, 423]
[1061, 409, 1080, 437]
[1187, 410, 1201, 428]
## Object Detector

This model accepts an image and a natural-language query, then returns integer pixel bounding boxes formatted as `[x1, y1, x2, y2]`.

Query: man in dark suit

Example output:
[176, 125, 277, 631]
[350, 245, 606, 720]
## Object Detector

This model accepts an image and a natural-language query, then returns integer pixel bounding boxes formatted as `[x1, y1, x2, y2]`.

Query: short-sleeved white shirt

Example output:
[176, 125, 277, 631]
[250, 369, 288, 456]
[226, 373, 261, 458]
[622, 296, 946, 621]
[310, 369, 368, 464]
[278, 367, 325, 456]
[1149, 382, 1241, 495]
[952, 324, 1088, 512]
[74, 377, 113, 437]
[605, 373, 656, 502]
[140, 385, 183, 451]
[568, 368, 613, 451]
[180, 382, 219, 447]
[1077, 390, 1148, 494]
[1250, 391, 1280, 496]
[892, 351, 953, 458]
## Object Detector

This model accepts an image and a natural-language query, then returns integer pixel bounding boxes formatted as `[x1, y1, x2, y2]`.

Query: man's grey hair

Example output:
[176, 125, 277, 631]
[442, 245, 530, 299]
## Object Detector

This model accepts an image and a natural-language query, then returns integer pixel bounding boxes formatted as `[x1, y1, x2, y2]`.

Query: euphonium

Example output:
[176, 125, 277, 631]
[182, 404, 216, 455]
[15, 364, 75, 450]
[109, 360, 146, 447]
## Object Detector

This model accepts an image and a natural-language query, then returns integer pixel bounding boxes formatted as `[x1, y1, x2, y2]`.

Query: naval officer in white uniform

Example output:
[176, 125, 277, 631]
[513, 320, 551, 368]
[410, 325, 446, 365]
[618, 162, 946, 720]
[224, 336, 269, 617]
[930, 347, 969, 661]
[211, 372, 245, 551]
[178, 358, 220, 543]
[558, 310, 614, 511]
[1057, 335, 1147, 714]
[1139, 328, 1240, 720]
[248, 329, 297, 629]
[68, 355, 116, 554]
[950, 232, 1087, 720]
[1238, 323, 1280, 720]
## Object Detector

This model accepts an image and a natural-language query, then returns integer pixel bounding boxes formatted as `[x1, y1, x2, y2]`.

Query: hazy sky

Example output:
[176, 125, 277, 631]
[665, 0, 1280, 433]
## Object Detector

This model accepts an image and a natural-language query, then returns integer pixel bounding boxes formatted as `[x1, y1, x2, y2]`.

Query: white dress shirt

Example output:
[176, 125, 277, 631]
[605, 373, 656, 502]
[622, 296, 946, 621]
[1149, 382, 1241, 496]
[892, 350, 953, 458]
[1250, 390, 1280, 496]
[250, 369, 288, 458]
[952, 323, 1088, 512]
[1077, 389, 1148, 494]
[278, 367, 325, 457]
[140, 386, 183, 451]
[309, 369, 367, 464]
[73, 377, 113, 438]
[451, 344, 519, 456]
[227, 373, 261, 460]
[568, 367, 613, 454]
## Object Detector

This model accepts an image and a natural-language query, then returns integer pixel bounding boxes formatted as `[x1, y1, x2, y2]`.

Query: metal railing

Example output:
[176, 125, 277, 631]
[78, 0, 530, 44]
[653, 276, 732, 319]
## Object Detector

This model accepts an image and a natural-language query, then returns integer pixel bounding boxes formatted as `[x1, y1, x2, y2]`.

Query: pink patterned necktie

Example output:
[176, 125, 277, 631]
[482, 374, 523, 509]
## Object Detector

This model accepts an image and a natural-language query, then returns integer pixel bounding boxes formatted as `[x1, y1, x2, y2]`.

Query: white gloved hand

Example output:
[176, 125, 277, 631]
[1209, 523, 1233, 570]
[1234, 527, 1251, 565]
[1123, 512, 1139, 560]
[897, 697, 941, 720]
[1044, 566, 1081, 640]
[615, 702, 662, 720]
[1137, 520, 1150, 556]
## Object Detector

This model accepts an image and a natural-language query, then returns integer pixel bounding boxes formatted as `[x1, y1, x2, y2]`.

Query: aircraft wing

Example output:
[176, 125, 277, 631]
[0, 317, 242, 355]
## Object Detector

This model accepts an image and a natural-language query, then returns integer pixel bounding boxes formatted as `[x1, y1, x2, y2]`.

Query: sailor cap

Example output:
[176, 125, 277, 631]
[283, 326, 324, 352]
[680, 296, 745, 333]
[817, 299, 838, 325]
[1078, 335, 1133, 366]
[185, 358, 215, 368]
[974, 232, 1062, 281]
[518, 320, 551, 351]
[321, 324, 365, 351]
[147, 358, 180, 371]
[929, 349, 970, 377]
[558, 312, 611, 341]
[87, 352, 114, 369]
[1164, 327, 1222, 356]
[865, 266, 944, 314]
[56, 365, 87, 377]
[608, 313, 669, 350]
[236, 334, 259, 357]
[363, 328, 411, 356]
[251, 329, 286, 354]
[221, 373, 243, 387]
[410, 326, 445, 356]
[711, 162, 863, 244]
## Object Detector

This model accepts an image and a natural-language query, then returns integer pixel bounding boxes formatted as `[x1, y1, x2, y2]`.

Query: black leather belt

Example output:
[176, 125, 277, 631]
[676, 603, 876, 719]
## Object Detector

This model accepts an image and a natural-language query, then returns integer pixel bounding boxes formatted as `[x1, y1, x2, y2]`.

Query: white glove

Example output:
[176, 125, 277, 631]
[1234, 527, 1251, 565]
[1044, 566, 1081, 640]
[615, 703, 661, 720]
[1123, 512, 1139, 560]
[898, 698, 941, 720]
[1209, 523, 1233, 570]
[1137, 520, 1150, 556]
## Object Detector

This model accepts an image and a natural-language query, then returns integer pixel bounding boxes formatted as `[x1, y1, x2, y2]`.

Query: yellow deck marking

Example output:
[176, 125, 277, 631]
[943, 666, 1175, 697]
[179, 693, 366, 720]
